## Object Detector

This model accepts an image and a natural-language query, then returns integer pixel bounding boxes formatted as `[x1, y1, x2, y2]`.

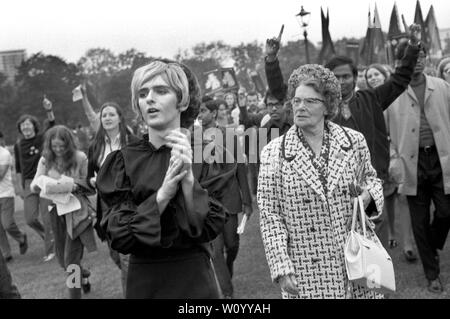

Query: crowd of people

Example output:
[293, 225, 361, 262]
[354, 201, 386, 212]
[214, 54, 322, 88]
[1, 23, 450, 299]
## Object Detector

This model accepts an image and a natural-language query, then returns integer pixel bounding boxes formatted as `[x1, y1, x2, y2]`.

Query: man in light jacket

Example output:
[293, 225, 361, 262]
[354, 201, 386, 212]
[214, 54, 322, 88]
[385, 41, 450, 294]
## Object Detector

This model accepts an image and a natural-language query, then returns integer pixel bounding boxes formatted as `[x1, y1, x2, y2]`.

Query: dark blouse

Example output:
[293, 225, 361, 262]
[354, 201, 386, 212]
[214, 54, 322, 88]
[87, 133, 140, 241]
[96, 136, 227, 256]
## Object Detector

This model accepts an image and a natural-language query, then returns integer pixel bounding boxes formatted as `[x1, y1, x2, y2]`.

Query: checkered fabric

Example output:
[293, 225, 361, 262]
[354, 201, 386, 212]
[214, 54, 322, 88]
[258, 122, 384, 299]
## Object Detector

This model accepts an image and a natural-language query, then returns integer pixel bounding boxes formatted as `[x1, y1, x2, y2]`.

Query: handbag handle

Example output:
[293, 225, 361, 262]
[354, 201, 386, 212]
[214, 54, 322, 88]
[350, 195, 367, 238]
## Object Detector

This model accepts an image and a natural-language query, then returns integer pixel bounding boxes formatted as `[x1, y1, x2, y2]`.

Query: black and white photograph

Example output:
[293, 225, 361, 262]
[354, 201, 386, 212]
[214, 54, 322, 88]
[1, 0, 450, 306]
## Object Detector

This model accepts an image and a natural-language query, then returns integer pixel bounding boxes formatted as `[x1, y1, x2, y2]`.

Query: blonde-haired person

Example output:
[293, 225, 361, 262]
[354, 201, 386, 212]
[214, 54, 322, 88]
[96, 59, 227, 298]
[259, 64, 384, 299]
[31, 125, 97, 299]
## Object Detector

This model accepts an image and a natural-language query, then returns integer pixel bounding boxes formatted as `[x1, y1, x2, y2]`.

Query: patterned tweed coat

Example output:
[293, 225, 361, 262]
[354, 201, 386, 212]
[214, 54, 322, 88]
[258, 122, 384, 299]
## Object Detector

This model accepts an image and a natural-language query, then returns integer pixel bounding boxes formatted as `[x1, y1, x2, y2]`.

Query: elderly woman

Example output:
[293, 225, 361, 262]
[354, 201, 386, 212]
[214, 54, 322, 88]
[258, 64, 384, 299]
[437, 56, 450, 83]
[96, 59, 227, 299]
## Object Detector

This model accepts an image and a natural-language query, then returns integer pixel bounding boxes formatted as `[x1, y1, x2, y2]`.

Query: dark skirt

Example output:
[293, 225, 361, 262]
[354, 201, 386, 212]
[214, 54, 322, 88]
[126, 249, 220, 299]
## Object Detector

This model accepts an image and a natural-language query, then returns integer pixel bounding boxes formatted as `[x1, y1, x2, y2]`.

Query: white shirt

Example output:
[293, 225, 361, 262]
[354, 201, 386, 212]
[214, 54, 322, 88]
[230, 107, 240, 127]
[99, 134, 122, 167]
[0, 146, 15, 198]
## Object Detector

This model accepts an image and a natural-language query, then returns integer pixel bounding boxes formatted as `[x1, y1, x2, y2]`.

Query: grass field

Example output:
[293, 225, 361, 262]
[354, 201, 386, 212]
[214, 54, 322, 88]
[4, 198, 450, 299]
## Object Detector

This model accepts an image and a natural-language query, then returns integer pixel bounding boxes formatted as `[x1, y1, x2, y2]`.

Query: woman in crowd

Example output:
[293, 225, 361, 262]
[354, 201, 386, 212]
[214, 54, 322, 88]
[86, 101, 138, 297]
[96, 59, 227, 298]
[14, 97, 56, 262]
[215, 99, 234, 128]
[258, 64, 384, 298]
[224, 92, 240, 127]
[437, 57, 450, 83]
[31, 125, 97, 299]
[365, 63, 418, 262]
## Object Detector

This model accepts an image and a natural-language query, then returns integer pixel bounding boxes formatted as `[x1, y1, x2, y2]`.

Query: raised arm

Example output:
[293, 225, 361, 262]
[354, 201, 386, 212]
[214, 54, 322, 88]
[265, 33, 288, 102]
[375, 24, 422, 111]
[80, 83, 100, 132]
[42, 96, 55, 130]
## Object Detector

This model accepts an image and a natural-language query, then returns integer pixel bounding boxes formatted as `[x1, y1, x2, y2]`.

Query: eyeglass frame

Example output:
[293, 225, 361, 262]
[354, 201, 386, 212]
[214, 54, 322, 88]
[290, 97, 325, 108]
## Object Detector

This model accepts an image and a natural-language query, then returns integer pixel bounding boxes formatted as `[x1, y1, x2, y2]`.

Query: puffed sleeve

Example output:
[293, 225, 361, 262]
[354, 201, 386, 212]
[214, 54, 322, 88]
[355, 132, 384, 220]
[257, 139, 295, 282]
[96, 150, 163, 254]
[191, 160, 230, 243]
[192, 195, 228, 243]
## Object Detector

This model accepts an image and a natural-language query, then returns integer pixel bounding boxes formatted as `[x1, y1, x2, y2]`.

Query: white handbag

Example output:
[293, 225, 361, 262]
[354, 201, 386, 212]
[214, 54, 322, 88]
[344, 196, 396, 293]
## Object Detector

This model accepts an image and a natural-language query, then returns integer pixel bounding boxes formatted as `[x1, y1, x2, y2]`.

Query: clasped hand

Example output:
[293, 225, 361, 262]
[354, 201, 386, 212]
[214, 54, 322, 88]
[158, 130, 194, 201]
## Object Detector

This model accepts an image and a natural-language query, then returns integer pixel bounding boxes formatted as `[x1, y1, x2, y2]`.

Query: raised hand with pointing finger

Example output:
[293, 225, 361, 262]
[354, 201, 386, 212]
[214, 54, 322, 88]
[265, 24, 284, 62]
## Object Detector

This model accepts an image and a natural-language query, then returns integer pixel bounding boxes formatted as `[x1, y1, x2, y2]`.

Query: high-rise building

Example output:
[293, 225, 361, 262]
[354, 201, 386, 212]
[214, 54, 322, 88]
[0, 49, 26, 82]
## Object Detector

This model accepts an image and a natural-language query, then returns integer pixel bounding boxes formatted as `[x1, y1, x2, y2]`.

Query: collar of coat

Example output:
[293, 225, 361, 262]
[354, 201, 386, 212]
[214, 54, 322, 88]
[282, 121, 355, 201]
[406, 75, 436, 105]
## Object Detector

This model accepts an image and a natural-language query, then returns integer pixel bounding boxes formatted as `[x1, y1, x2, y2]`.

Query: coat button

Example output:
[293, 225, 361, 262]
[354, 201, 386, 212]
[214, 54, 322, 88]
[411, 155, 414, 159]
[412, 128, 416, 133]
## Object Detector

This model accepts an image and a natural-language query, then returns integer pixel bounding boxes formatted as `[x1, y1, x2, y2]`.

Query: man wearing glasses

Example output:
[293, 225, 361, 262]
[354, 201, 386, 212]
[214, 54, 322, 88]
[238, 87, 292, 201]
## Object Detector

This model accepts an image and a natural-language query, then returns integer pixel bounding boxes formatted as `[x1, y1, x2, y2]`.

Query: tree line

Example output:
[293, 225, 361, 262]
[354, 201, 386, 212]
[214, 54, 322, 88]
[1, 36, 449, 145]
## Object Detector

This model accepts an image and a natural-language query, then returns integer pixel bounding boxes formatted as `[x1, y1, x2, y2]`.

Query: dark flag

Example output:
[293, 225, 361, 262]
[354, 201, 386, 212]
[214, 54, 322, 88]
[413, 0, 427, 45]
[360, 4, 387, 66]
[387, 3, 408, 65]
[372, 4, 388, 64]
[317, 7, 335, 65]
[425, 5, 442, 58]
[359, 8, 373, 66]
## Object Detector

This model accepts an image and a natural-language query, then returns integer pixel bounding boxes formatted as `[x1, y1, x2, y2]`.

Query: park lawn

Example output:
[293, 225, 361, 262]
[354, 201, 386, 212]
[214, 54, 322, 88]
[5, 198, 450, 299]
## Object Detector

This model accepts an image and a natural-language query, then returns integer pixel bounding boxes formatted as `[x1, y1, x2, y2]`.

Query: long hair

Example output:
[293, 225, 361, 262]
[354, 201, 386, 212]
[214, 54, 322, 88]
[16, 114, 40, 135]
[91, 102, 128, 165]
[42, 125, 78, 174]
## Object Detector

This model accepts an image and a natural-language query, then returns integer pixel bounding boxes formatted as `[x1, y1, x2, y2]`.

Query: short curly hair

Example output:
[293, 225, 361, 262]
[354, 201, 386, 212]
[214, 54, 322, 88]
[131, 58, 201, 129]
[288, 64, 341, 120]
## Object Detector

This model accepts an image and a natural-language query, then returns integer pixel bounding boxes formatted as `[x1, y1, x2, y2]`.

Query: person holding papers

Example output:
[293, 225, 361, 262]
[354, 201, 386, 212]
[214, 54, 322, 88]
[31, 125, 97, 299]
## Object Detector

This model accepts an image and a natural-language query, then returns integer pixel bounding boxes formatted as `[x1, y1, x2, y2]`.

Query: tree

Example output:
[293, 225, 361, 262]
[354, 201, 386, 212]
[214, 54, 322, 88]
[231, 41, 264, 91]
[13, 53, 83, 129]
[277, 40, 318, 83]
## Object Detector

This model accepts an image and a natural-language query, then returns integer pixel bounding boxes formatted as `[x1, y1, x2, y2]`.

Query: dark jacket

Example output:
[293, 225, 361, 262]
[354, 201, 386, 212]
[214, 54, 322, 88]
[264, 44, 420, 181]
[196, 125, 252, 214]
[238, 105, 292, 163]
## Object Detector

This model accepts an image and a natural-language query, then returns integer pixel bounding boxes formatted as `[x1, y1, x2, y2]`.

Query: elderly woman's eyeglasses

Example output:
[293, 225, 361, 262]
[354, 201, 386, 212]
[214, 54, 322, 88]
[291, 97, 325, 107]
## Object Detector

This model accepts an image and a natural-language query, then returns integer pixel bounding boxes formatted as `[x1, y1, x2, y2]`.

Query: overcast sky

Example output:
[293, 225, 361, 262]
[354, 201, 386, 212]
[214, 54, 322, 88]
[1, 0, 449, 63]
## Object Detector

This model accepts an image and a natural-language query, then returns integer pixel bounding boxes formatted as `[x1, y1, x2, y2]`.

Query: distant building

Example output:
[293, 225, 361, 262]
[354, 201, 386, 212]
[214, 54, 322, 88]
[439, 28, 450, 53]
[0, 49, 26, 82]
